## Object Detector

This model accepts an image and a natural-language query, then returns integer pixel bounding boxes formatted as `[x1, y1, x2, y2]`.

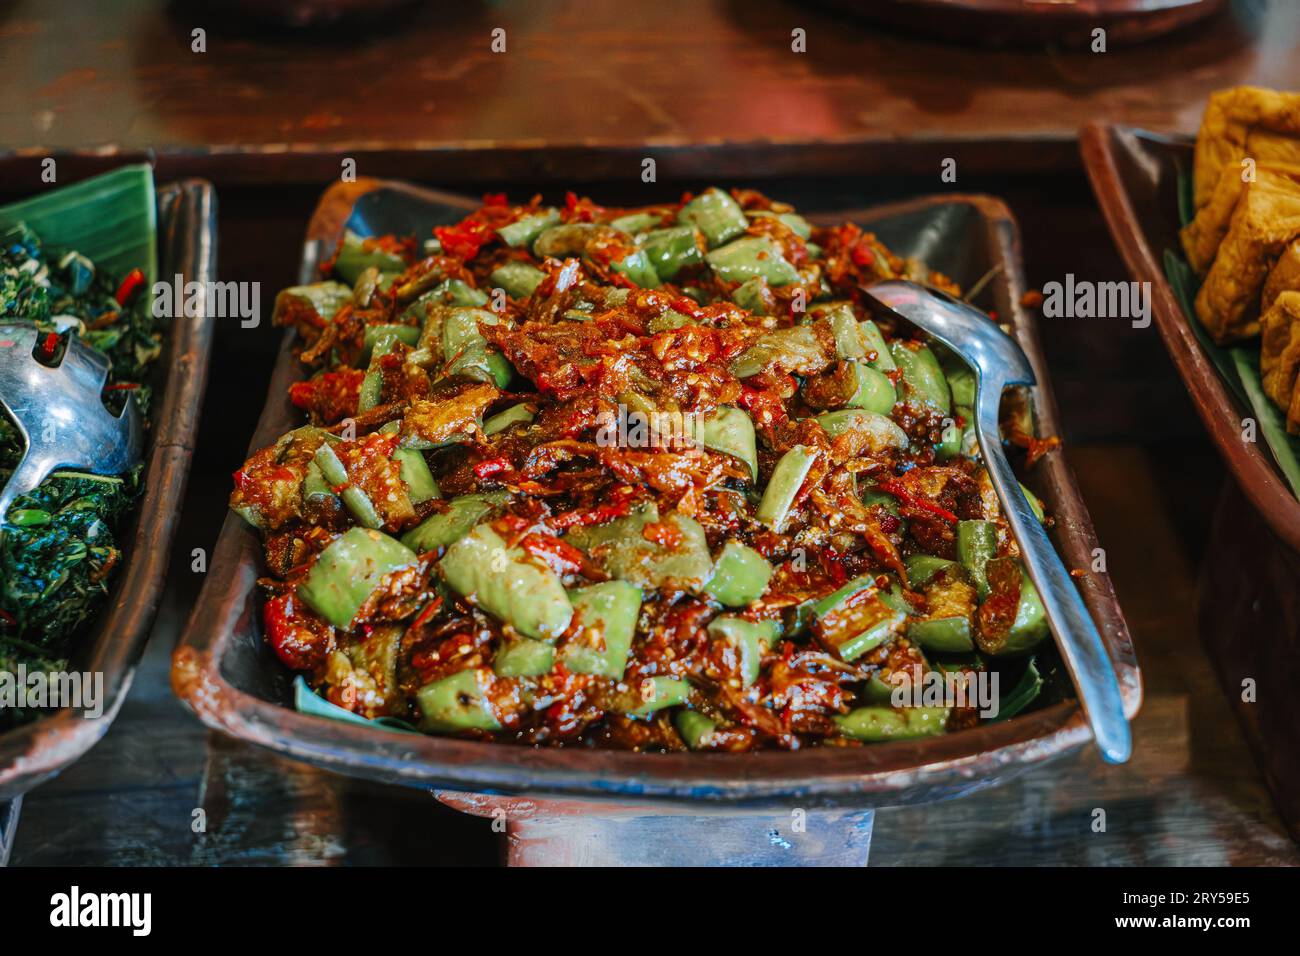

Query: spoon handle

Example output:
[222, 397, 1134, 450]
[973, 399, 1132, 764]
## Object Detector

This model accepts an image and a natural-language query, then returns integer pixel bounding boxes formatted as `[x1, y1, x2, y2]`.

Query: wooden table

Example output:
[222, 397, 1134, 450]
[3, 0, 1299, 865]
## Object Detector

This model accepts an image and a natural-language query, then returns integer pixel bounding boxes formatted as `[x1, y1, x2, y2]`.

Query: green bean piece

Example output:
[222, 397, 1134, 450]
[746, 209, 813, 239]
[497, 208, 560, 248]
[757, 445, 817, 533]
[889, 342, 951, 413]
[706, 236, 800, 287]
[297, 527, 418, 629]
[441, 308, 511, 388]
[533, 223, 599, 257]
[302, 460, 336, 506]
[490, 261, 547, 299]
[1021, 483, 1046, 523]
[862, 673, 897, 705]
[416, 668, 501, 733]
[333, 230, 407, 285]
[565, 503, 714, 593]
[844, 363, 897, 415]
[904, 555, 957, 587]
[812, 578, 907, 661]
[623, 677, 692, 717]
[993, 657, 1043, 722]
[609, 210, 666, 234]
[957, 519, 998, 599]
[908, 616, 974, 653]
[833, 706, 950, 741]
[730, 325, 826, 378]
[824, 305, 866, 359]
[641, 225, 704, 280]
[707, 616, 778, 686]
[441, 523, 573, 641]
[858, 318, 896, 371]
[945, 362, 977, 408]
[935, 407, 968, 461]
[731, 276, 772, 315]
[612, 249, 661, 288]
[493, 638, 555, 678]
[361, 323, 421, 363]
[677, 187, 748, 247]
[998, 567, 1050, 656]
[313, 443, 383, 529]
[815, 409, 908, 452]
[400, 492, 509, 553]
[272, 281, 352, 328]
[674, 710, 717, 749]
[483, 403, 536, 436]
[394, 448, 439, 504]
[561, 580, 643, 679]
[359, 330, 403, 413]
[703, 542, 773, 607]
[404, 279, 489, 315]
[700, 405, 758, 481]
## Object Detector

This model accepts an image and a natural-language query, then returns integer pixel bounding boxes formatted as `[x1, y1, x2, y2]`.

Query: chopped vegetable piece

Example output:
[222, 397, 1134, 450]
[707, 616, 778, 686]
[706, 236, 799, 287]
[700, 405, 758, 481]
[441, 523, 573, 641]
[757, 445, 817, 532]
[703, 541, 773, 607]
[561, 580, 642, 678]
[674, 710, 717, 749]
[297, 528, 418, 629]
[416, 668, 501, 732]
[833, 706, 950, 741]
[677, 188, 748, 247]
[493, 638, 555, 678]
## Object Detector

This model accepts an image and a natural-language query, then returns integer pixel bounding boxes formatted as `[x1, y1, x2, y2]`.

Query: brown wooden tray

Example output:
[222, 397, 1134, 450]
[1080, 122, 1300, 842]
[0, 177, 218, 799]
[1080, 123, 1300, 553]
[173, 178, 1139, 809]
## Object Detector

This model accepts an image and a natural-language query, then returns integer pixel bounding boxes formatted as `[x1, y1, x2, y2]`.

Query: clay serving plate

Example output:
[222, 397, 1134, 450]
[0, 171, 218, 800]
[173, 178, 1139, 811]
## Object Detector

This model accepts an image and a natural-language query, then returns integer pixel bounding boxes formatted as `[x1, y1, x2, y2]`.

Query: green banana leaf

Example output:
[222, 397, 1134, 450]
[292, 676, 419, 734]
[0, 164, 157, 286]
[1164, 166, 1300, 500]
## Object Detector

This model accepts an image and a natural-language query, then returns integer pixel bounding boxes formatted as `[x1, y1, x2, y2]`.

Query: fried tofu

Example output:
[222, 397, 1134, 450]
[1260, 293, 1300, 432]
[1181, 162, 1300, 274]
[1194, 166, 1300, 343]
[1263, 237, 1300, 312]
[1193, 86, 1300, 210]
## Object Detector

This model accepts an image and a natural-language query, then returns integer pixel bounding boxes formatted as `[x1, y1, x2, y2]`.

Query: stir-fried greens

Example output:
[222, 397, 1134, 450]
[0, 224, 157, 728]
[239, 187, 1060, 750]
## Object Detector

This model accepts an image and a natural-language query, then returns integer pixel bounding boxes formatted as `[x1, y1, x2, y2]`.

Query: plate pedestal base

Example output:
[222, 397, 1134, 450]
[436, 791, 874, 866]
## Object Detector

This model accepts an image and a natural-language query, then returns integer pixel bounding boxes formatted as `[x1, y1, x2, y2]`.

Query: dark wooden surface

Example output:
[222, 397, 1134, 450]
[3, 0, 1299, 864]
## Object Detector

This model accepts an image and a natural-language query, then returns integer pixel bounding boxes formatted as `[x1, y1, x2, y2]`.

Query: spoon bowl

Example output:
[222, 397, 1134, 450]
[864, 280, 1132, 765]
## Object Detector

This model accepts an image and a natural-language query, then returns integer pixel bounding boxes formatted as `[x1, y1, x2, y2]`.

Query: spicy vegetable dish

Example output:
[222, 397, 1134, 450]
[1, 224, 157, 729]
[235, 187, 1061, 751]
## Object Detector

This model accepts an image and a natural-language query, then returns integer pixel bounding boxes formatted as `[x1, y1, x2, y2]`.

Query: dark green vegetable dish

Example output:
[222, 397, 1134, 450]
[239, 188, 1062, 750]
[0, 223, 157, 728]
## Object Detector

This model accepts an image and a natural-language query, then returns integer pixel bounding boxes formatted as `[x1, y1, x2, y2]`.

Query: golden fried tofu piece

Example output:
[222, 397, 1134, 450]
[1193, 87, 1300, 209]
[1260, 293, 1300, 429]
[1181, 163, 1300, 274]
[1263, 237, 1300, 312]
[1194, 167, 1300, 343]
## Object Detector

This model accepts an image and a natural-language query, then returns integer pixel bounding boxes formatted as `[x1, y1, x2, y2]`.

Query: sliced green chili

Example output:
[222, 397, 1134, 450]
[400, 492, 508, 553]
[957, 519, 998, 599]
[707, 616, 778, 686]
[706, 236, 799, 287]
[561, 580, 642, 679]
[415, 668, 501, 733]
[493, 638, 555, 678]
[641, 225, 704, 280]
[674, 709, 717, 750]
[677, 187, 748, 247]
[497, 208, 559, 248]
[833, 706, 950, 741]
[700, 405, 757, 481]
[490, 261, 546, 299]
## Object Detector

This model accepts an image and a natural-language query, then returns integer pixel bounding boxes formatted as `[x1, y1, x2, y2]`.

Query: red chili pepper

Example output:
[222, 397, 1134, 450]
[874, 481, 958, 523]
[473, 456, 512, 480]
[408, 595, 444, 631]
[851, 239, 875, 268]
[36, 331, 61, 360]
[103, 382, 141, 391]
[482, 192, 508, 207]
[114, 267, 147, 306]
[520, 533, 587, 575]
[549, 496, 633, 531]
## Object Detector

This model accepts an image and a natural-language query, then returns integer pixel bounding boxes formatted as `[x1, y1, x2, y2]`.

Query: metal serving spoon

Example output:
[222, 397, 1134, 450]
[863, 281, 1131, 764]
[0, 321, 143, 537]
